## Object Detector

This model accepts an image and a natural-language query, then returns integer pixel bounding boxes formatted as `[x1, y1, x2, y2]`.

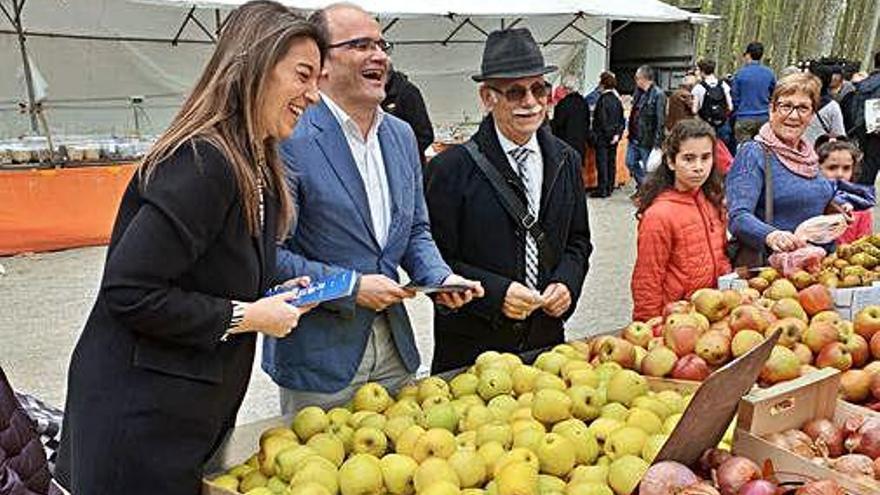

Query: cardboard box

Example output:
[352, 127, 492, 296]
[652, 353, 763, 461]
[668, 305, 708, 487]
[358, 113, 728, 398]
[734, 368, 880, 495]
[830, 282, 880, 320]
[718, 272, 749, 291]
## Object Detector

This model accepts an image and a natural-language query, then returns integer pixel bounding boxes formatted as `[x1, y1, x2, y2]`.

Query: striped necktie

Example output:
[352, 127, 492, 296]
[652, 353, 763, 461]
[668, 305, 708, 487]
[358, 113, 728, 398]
[509, 146, 539, 290]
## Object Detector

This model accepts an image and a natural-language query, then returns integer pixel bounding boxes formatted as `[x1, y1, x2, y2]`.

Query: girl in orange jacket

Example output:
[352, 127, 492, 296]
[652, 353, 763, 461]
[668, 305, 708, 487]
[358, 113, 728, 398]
[631, 119, 731, 321]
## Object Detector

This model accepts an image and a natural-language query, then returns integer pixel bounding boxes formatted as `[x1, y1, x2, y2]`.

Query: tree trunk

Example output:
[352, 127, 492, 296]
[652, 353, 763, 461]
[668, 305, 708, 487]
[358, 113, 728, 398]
[814, 0, 846, 57]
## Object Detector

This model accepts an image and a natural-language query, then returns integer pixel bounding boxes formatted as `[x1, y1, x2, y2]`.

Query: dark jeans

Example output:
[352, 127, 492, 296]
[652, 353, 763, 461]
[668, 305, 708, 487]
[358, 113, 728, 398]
[857, 135, 880, 186]
[625, 141, 651, 186]
[595, 142, 619, 195]
[716, 121, 737, 156]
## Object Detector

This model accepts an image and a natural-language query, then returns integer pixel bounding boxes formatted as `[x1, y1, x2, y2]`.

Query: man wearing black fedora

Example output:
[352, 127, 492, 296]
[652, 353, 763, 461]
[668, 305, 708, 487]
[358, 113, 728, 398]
[425, 28, 592, 373]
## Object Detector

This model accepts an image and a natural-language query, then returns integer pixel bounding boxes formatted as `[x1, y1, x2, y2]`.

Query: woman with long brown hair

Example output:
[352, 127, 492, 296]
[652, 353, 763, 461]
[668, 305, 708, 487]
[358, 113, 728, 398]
[54, 2, 325, 493]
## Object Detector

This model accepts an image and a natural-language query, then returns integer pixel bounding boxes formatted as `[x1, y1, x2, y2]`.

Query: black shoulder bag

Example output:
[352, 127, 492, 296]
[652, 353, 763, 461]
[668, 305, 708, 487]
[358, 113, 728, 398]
[728, 144, 774, 269]
[463, 140, 560, 271]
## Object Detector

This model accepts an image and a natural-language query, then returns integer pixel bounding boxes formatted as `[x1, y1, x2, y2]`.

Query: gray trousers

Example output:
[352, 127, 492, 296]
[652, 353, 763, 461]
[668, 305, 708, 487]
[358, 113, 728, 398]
[279, 313, 413, 414]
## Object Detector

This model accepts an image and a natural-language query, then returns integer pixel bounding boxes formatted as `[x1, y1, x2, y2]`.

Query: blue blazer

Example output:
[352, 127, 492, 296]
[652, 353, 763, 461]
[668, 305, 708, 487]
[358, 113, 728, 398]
[263, 100, 451, 393]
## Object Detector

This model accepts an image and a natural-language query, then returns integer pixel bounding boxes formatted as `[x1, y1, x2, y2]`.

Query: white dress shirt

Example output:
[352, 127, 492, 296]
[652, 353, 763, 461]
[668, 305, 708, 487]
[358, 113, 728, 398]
[323, 93, 392, 247]
[496, 125, 543, 214]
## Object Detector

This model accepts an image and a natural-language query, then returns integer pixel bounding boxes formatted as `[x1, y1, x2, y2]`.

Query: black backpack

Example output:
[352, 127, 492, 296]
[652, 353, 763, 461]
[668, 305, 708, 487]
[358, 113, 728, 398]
[698, 81, 729, 127]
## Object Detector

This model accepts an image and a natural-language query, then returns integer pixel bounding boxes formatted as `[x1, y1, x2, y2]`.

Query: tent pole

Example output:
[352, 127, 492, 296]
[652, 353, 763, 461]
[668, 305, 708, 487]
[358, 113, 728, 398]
[9, 0, 39, 134]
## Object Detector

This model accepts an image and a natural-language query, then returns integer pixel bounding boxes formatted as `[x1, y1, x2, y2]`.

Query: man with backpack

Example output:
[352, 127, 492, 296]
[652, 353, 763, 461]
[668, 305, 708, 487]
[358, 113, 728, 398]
[844, 51, 880, 186]
[693, 59, 735, 154]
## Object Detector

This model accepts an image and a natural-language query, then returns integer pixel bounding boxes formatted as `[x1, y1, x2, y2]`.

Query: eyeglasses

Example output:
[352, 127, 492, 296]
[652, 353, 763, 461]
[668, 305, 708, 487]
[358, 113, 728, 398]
[486, 81, 552, 102]
[328, 37, 394, 54]
[774, 101, 813, 118]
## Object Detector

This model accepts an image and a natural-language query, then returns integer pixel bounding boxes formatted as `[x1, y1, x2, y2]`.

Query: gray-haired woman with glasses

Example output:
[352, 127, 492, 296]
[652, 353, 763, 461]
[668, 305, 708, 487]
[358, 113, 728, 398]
[726, 73, 849, 267]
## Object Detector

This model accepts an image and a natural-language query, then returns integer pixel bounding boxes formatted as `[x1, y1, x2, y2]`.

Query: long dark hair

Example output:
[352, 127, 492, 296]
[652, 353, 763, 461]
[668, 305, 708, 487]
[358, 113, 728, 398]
[139, 0, 326, 240]
[637, 119, 725, 217]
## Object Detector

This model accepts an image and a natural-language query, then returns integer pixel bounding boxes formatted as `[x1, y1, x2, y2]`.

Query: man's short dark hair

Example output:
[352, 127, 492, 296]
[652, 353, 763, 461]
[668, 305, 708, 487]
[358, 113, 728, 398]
[636, 65, 654, 82]
[745, 42, 764, 61]
[697, 59, 716, 76]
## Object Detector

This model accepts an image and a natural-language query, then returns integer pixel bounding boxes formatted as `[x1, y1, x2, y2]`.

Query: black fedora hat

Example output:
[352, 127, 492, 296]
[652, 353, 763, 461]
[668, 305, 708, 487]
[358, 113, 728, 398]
[472, 28, 557, 82]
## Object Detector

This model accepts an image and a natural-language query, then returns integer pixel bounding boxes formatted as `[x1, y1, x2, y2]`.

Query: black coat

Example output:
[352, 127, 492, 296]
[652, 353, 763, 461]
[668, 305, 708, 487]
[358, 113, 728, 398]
[382, 70, 435, 159]
[425, 116, 592, 372]
[591, 91, 625, 145]
[55, 141, 278, 495]
[551, 91, 589, 153]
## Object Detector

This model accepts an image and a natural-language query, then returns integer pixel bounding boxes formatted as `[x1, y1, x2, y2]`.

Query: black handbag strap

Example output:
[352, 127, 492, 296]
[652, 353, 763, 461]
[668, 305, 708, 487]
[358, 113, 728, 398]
[463, 140, 556, 264]
[760, 143, 774, 224]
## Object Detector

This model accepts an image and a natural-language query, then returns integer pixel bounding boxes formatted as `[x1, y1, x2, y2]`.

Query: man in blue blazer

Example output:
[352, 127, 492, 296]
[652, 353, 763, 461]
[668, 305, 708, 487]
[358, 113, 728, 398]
[265, 3, 482, 412]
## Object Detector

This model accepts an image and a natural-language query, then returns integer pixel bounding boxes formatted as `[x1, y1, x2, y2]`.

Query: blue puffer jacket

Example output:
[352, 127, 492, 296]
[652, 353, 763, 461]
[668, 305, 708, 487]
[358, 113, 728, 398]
[0, 366, 51, 495]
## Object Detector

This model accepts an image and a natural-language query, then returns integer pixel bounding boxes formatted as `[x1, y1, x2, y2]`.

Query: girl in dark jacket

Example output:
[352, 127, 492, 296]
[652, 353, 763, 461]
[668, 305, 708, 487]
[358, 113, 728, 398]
[591, 71, 625, 197]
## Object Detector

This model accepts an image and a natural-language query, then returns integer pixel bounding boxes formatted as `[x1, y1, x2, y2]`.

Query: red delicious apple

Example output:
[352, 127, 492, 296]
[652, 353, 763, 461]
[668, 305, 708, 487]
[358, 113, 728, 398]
[597, 337, 636, 368]
[671, 354, 711, 381]
[798, 284, 834, 317]
[662, 300, 695, 318]
[728, 305, 771, 334]
[841, 332, 870, 368]
[815, 342, 853, 371]
[664, 324, 700, 357]
[854, 305, 880, 341]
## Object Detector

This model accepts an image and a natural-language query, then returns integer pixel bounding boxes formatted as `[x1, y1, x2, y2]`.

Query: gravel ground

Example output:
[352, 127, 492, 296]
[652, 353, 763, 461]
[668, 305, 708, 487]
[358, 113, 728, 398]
[0, 192, 639, 424]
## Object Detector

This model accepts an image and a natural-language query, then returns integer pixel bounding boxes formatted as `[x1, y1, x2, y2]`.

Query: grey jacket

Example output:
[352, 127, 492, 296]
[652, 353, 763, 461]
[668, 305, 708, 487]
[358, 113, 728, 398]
[635, 84, 667, 149]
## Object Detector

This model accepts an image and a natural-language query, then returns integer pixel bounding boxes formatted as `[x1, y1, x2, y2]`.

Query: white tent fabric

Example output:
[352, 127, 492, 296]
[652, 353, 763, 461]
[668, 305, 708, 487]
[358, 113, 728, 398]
[0, 0, 706, 138]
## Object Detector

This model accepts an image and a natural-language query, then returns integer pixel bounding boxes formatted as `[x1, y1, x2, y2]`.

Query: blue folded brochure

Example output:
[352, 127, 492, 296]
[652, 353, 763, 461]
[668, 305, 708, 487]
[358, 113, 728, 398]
[266, 270, 357, 306]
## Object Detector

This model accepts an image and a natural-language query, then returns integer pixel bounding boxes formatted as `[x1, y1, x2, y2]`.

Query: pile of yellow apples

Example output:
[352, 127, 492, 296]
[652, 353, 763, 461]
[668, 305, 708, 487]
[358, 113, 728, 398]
[207, 347, 708, 495]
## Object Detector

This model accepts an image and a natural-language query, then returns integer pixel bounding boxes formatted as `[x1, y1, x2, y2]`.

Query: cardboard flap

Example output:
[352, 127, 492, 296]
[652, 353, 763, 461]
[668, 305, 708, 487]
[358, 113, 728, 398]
[653, 329, 781, 466]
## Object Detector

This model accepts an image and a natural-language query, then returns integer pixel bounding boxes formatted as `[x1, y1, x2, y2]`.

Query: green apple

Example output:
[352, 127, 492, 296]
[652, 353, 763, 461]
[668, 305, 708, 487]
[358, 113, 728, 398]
[566, 482, 613, 495]
[385, 399, 422, 419]
[380, 453, 418, 495]
[531, 389, 572, 424]
[352, 426, 388, 457]
[329, 423, 355, 454]
[625, 408, 662, 435]
[477, 441, 506, 475]
[487, 395, 519, 422]
[604, 427, 648, 460]
[418, 377, 451, 403]
[413, 427, 456, 462]
[551, 419, 599, 465]
[259, 435, 297, 477]
[478, 368, 514, 401]
[569, 464, 609, 485]
[384, 415, 416, 444]
[448, 449, 488, 488]
[422, 401, 459, 432]
[239, 470, 269, 492]
[339, 454, 384, 495]
[450, 373, 480, 398]
[287, 481, 331, 495]
[394, 425, 425, 457]
[493, 448, 540, 478]
[607, 455, 648, 495]
[476, 422, 513, 448]
[290, 457, 339, 494]
[606, 370, 648, 407]
[641, 433, 669, 463]
[535, 433, 576, 477]
[307, 432, 345, 467]
[327, 407, 353, 427]
[209, 474, 238, 492]
[413, 457, 461, 491]
[495, 461, 539, 495]
[461, 404, 495, 432]
[587, 417, 624, 443]
[419, 481, 462, 495]
[599, 403, 629, 422]
[533, 372, 567, 391]
[534, 351, 568, 376]
[274, 444, 317, 481]
[353, 382, 392, 413]
[293, 407, 329, 442]
[512, 365, 542, 395]
[568, 386, 605, 421]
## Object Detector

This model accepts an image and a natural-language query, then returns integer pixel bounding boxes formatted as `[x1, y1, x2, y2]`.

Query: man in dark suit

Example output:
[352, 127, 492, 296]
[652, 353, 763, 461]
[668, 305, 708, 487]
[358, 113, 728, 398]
[268, 3, 482, 412]
[550, 75, 589, 157]
[425, 28, 592, 373]
[382, 67, 435, 164]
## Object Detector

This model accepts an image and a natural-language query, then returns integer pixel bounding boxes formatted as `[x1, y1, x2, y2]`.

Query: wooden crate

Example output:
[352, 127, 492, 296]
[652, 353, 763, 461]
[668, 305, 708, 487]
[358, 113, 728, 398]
[733, 368, 880, 495]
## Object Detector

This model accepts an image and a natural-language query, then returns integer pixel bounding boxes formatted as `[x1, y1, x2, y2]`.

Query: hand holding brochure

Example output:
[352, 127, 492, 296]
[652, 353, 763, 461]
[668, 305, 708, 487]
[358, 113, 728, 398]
[266, 270, 357, 306]
[402, 282, 473, 294]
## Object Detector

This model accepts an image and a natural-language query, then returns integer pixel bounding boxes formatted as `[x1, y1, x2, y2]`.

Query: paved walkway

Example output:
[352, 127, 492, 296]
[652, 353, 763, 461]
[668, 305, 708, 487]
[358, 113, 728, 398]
[0, 193, 639, 423]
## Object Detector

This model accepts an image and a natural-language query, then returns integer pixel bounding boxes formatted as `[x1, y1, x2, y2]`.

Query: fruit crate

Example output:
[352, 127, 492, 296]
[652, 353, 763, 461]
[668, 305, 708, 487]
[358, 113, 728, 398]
[830, 282, 880, 320]
[200, 376, 701, 495]
[733, 368, 880, 495]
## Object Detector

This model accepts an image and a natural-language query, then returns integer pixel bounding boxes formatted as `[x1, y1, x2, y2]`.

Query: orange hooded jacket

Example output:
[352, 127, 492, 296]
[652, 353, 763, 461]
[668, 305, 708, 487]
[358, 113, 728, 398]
[631, 188, 731, 322]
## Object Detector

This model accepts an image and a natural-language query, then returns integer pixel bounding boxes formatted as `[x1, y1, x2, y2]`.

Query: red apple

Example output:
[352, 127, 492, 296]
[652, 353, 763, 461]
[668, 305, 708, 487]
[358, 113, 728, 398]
[871, 372, 880, 401]
[792, 343, 814, 365]
[728, 305, 772, 334]
[760, 345, 801, 385]
[646, 317, 663, 337]
[854, 305, 880, 341]
[722, 289, 743, 312]
[872, 331, 880, 360]
[798, 284, 834, 317]
[765, 317, 807, 348]
[841, 332, 870, 368]
[671, 354, 711, 381]
[840, 369, 872, 403]
[664, 324, 700, 357]
[710, 320, 733, 341]
[815, 342, 853, 371]
[695, 331, 732, 366]
[597, 337, 636, 368]
[622, 321, 653, 348]
[810, 311, 842, 325]
[771, 297, 808, 322]
[803, 321, 841, 353]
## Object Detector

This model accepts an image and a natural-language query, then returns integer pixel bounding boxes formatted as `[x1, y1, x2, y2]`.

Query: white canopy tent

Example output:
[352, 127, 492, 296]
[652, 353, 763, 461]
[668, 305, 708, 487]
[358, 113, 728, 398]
[0, 0, 710, 139]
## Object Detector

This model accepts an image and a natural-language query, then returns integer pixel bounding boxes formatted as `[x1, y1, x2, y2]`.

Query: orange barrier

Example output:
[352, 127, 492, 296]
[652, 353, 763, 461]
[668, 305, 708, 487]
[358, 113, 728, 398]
[581, 136, 631, 189]
[0, 164, 136, 255]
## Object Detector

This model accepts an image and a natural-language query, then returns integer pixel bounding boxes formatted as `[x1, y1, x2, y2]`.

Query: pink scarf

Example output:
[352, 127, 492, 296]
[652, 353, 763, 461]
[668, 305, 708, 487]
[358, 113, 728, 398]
[754, 123, 819, 178]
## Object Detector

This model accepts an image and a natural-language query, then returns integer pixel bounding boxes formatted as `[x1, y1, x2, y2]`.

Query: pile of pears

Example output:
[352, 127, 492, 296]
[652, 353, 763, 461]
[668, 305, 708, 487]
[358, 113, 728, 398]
[208, 346, 700, 495]
[816, 235, 880, 289]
